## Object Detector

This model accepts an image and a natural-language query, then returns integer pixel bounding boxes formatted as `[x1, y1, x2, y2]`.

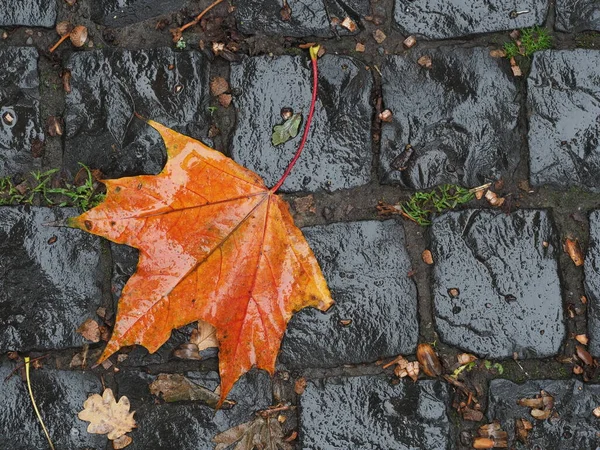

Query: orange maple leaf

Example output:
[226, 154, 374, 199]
[68, 47, 332, 403]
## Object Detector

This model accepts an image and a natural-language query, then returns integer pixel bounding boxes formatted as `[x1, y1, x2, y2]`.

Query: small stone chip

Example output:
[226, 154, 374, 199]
[417, 55, 432, 68]
[355, 42, 365, 52]
[403, 35, 417, 48]
[373, 29, 387, 44]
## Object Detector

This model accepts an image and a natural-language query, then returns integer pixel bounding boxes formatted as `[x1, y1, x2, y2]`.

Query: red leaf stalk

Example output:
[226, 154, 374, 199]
[270, 46, 320, 194]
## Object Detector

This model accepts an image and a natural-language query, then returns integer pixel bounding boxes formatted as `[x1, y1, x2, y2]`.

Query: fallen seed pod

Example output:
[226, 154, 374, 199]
[564, 238, 584, 266]
[49, 24, 88, 52]
[416, 343, 442, 377]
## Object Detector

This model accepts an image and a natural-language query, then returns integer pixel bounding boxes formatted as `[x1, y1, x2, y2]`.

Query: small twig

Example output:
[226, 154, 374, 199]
[25, 357, 55, 450]
[258, 404, 296, 418]
[443, 374, 478, 404]
[170, 0, 225, 42]
[4, 355, 49, 381]
[382, 355, 405, 369]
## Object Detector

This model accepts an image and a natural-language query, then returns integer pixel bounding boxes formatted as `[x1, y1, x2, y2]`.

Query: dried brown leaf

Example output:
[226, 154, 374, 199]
[149, 373, 230, 408]
[213, 416, 292, 450]
[530, 408, 551, 420]
[294, 377, 307, 395]
[77, 318, 101, 343]
[112, 434, 132, 449]
[517, 397, 544, 409]
[191, 320, 219, 352]
[403, 35, 416, 48]
[78, 388, 136, 440]
[210, 77, 229, 96]
[472, 437, 495, 449]
[417, 55, 432, 68]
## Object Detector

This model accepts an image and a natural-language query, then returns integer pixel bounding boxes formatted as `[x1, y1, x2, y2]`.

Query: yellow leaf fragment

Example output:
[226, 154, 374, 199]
[78, 388, 136, 441]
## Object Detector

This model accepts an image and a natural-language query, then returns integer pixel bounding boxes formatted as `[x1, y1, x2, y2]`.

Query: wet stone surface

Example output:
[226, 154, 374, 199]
[230, 55, 372, 193]
[64, 48, 210, 179]
[0, 0, 56, 27]
[556, 0, 600, 32]
[0, 361, 105, 449]
[393, 0, 548, 39]
[234, 0, 369, 38]
[118, 369, 272, 449]
[300, 376, 450, 449]
[279, 220, 418, 369]
[0, 207, 105, 352]
[91, 0, 188, 27]
[584, 210, 600, 356]
[0, 47, 44, 177]
[528, 50, 600, 192]
[430, 209, 565, 358]
[488, 379, 600, 449]
[379, 48, 519, 189]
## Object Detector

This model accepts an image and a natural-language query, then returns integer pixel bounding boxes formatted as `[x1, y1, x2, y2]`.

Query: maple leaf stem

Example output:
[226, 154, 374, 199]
[270, 47, 320, 194]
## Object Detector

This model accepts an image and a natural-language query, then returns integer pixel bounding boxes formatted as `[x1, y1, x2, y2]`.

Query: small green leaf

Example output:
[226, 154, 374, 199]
[272, 113, 303, 146]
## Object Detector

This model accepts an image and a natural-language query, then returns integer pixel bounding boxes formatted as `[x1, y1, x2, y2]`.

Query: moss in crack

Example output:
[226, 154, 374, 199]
[0, 164, 105, 211]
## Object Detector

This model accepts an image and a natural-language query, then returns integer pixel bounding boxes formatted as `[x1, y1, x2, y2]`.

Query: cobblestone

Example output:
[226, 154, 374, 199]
[231, 55, 372, 192]
[430, 209, 565, 358]
[528, 50, 600, 192]
[0, 0, 56, 28]
[0, 47, 43, 177]
[0, 361, 105, 449]
[235, 0, 369, 37]
[279, 220, 418, 368]
[118, 369, 272, 449]
[64, 48, 210, 178]
[0, 207, 106, 352]
[380, 48, 520, 189]
[300, 376, 451, 449]
[393, 0, 548, 39]
[91, 0, 188, 27]
[488, 379, 600, 449]
[556, 0, 600, 32]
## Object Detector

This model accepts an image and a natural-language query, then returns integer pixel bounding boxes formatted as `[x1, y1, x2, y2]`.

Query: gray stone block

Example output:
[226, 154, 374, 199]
[120, 370, 272, 449]
[230, 55, 372, 193]
[234, 0, 369, 37]
[0, 362, 105, 449]
[300, 376, 451, 449]
[528, 50, 600, 191]
[0, 207, 105, 352]
[489, 379, 600, 449]
[91, 0, 188, 27]
[556, 0, 600, 32]
[279, 220, 418, 369]
[394, 0, 548, 39]
[0, 0, 56, 27]
[380, 48, 519, 189]
[65, 48, 210, 178]
[0, 47, 44, 177]
[430, 209, 565, 358]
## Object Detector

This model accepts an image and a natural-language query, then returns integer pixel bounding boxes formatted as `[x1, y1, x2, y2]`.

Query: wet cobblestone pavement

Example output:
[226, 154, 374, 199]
[2, 0, 600, 449]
